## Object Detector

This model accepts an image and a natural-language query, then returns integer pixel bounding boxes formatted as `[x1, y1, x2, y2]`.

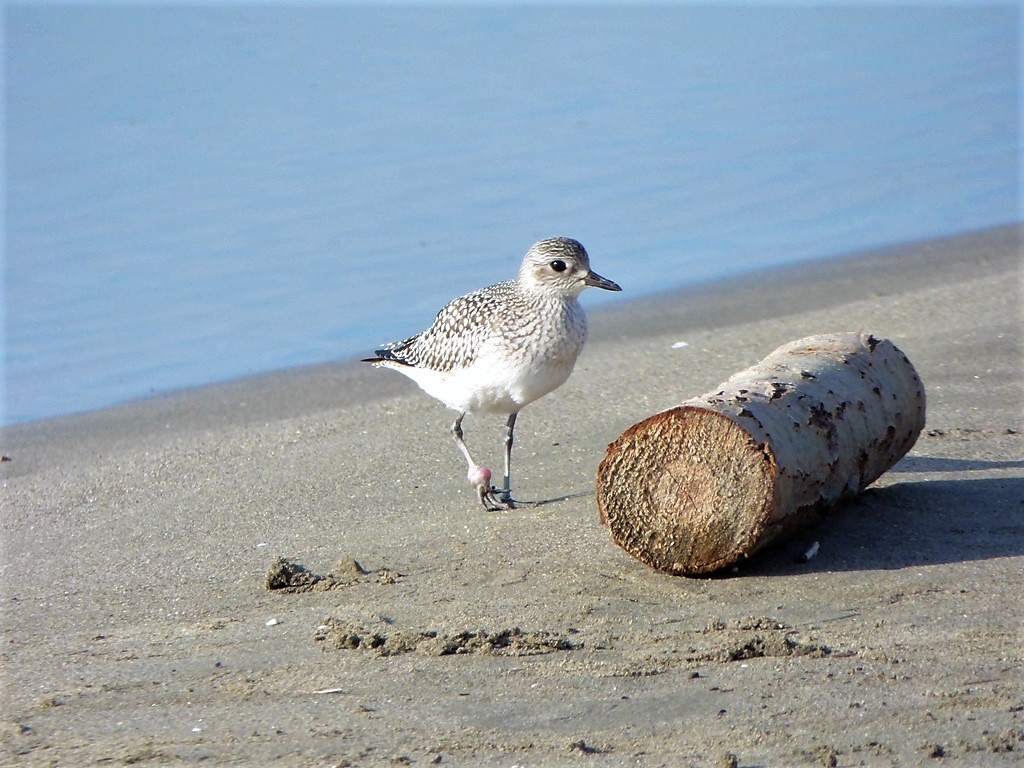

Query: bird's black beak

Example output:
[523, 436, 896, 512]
[583, 270, 622, 292]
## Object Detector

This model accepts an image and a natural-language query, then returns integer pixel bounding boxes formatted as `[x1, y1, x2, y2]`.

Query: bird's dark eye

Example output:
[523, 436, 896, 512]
[550, 260, 567, 272]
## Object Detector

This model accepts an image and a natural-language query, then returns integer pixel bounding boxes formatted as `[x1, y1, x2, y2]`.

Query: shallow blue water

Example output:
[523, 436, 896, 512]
[4, 5, 1019, 424]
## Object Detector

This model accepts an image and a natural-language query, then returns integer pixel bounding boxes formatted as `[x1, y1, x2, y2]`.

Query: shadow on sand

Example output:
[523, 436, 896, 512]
[732, 473, 1024, 577]
[890, 456, 1024, 473]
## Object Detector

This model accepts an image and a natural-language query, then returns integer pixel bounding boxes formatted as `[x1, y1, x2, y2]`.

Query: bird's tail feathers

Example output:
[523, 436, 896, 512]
[361, 335, 419, 366]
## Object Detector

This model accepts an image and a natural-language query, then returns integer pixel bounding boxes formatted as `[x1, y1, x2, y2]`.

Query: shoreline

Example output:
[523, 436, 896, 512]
[2, 223, 1021, 766]
[4, 222, 1016, 444]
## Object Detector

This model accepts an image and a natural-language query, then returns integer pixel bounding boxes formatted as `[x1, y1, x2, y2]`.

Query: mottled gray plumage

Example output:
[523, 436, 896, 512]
[363, 237, 621, 509]
[374, 280, 527, 373]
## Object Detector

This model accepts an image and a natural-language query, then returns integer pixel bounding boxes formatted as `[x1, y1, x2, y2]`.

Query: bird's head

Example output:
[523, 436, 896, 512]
[518, 237, 621, 298]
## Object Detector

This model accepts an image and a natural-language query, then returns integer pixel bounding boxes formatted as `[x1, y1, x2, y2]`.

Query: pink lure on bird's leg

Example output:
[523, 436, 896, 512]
[467, 465, 507, 509]
[467, 465, 492, 488]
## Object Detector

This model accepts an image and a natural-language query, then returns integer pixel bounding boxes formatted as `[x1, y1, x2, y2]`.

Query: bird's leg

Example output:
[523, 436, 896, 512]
[451, 413, 509, 511]
[499, 411, 518, 503]
[451, 412, 475, 466]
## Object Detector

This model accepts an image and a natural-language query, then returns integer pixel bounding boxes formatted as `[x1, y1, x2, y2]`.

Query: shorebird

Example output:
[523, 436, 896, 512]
[362, 237, 621, 510]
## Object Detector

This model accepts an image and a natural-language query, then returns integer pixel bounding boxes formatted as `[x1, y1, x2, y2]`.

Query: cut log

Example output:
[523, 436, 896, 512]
[596, 333, 925, 575]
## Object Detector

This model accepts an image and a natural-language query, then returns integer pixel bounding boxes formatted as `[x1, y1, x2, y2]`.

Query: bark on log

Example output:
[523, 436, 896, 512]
[596, 333, 925, 575]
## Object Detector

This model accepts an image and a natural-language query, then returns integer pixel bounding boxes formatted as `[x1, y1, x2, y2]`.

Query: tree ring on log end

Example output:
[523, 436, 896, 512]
[596, 406, 776, 575]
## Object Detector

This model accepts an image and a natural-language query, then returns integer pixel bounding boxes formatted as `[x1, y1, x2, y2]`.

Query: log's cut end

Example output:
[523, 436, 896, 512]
[596, 406, 776, 575]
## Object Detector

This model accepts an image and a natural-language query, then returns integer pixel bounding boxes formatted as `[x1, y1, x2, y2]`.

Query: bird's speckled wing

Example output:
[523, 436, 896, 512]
[374, 281, 522, 372]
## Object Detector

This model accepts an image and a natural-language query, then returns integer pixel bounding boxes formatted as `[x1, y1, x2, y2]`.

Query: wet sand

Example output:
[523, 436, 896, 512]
[2, 224, 1021, 766]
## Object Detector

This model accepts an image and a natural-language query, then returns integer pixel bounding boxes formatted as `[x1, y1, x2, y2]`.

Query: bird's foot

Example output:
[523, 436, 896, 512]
[492, 487, 517, 510]
[480, 486, 515, 511]
[468, 466, 515, 511]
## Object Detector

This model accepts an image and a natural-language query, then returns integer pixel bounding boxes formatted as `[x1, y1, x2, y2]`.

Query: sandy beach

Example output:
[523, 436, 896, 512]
[2, 224, 1021, 767]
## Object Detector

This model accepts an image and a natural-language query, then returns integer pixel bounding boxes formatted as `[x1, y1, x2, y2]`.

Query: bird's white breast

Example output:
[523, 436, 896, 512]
[397, 296, 588, 414]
